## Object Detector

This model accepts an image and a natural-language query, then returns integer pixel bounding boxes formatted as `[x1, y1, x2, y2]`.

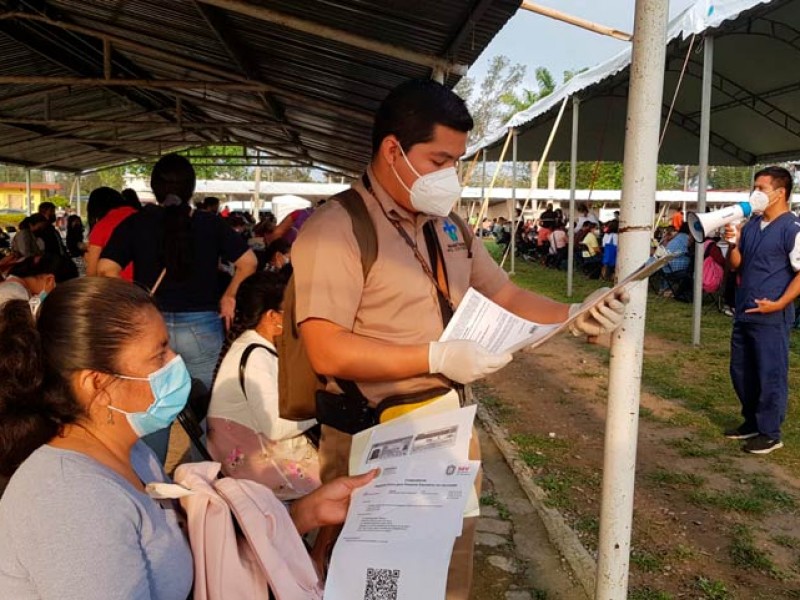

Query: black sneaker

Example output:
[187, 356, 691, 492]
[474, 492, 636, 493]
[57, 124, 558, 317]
[743, 435, 783, 455]
[723, 424, 759, 440]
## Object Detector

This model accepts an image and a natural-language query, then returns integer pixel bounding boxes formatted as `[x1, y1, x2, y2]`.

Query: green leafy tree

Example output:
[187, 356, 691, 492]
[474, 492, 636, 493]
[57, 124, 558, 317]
[49, 195, 70, 208]
[455, 55, 526, 143]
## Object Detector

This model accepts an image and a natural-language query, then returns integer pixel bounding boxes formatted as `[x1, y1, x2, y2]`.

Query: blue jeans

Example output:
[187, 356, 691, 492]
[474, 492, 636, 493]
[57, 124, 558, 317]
[142, 311, 224, 463]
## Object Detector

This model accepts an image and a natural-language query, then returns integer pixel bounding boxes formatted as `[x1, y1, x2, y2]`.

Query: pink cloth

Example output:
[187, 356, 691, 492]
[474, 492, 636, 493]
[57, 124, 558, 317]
[208, 417, 321, 501]
[89, 206, 137, 281]
[171, 462, 323, 600]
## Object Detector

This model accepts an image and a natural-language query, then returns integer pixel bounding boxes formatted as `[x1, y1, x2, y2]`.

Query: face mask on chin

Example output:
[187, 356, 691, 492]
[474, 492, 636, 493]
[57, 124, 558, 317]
[390, 145, 463, 218]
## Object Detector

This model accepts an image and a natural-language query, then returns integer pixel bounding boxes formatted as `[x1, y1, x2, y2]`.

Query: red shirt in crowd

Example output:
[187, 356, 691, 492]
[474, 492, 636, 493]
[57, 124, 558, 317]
[89, 206, 137, 281]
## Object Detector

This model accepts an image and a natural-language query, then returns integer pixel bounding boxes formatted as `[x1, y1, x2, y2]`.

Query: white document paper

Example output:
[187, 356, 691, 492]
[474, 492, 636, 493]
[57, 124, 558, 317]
[325, 536, 454, 600]
[340, 459, 480, 543]
[351, 404, 476, 475]
[326, 406, 478, 600]
[440, 287, 560, 354]
[441, 252, 678, 354]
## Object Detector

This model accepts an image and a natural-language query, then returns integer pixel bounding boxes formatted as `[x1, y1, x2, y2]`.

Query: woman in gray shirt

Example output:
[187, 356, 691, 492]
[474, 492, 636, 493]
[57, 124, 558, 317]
[0, 277, 375, 599]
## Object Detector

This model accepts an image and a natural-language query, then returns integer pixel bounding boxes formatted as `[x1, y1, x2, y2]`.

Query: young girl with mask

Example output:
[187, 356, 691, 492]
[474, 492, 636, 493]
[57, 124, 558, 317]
[0, 255, 57, 310]
[0, 277, 375, 599]
[208, 271, 320, 500]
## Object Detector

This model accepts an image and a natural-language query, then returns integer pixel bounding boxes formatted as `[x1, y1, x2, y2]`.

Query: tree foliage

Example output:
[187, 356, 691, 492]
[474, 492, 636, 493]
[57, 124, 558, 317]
[454, 55, 525, 143]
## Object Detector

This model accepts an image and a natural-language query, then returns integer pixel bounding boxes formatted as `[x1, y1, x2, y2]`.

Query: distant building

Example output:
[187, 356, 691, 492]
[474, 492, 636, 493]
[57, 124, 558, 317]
[0, 182, 61, 211]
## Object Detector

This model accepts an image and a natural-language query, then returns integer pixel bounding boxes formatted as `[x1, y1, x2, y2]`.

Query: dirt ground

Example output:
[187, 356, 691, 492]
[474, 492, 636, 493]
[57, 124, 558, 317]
[478, 334, 800, 599]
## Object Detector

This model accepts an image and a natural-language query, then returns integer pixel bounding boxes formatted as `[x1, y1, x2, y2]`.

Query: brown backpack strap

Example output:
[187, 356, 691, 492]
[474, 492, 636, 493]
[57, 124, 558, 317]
[331, 187, 378, 280]
[448, 211, 474, 258]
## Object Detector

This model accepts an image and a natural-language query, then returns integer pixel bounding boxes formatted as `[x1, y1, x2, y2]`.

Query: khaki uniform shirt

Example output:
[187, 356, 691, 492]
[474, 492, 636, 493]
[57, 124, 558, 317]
[292, 167, 509, 406]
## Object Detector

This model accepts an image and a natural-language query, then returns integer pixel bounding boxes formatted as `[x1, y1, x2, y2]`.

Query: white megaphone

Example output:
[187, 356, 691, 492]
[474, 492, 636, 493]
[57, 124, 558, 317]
[686, 191, 769, 243]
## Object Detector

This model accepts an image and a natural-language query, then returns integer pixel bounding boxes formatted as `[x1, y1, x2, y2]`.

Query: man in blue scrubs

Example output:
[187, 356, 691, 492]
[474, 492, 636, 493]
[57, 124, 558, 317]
[725, 166, 800, 454]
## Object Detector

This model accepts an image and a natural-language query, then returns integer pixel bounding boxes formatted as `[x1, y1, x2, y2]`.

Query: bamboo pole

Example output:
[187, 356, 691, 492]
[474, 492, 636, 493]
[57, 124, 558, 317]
[500, 96, 569, 268]
[520, 1, 633, 42]
[472, 130, 514, 234]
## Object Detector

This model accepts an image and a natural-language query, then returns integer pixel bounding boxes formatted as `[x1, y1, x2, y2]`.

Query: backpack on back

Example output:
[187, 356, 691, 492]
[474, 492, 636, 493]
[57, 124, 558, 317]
[276, 187, 473, 421]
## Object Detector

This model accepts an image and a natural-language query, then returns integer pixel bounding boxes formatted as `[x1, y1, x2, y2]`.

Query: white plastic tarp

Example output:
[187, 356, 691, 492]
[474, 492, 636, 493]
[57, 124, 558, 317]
[466, 0, 798, 166]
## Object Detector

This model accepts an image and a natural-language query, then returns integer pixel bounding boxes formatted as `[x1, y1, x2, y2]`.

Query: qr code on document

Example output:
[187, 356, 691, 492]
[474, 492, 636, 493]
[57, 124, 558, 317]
[363, 567, 400, 600]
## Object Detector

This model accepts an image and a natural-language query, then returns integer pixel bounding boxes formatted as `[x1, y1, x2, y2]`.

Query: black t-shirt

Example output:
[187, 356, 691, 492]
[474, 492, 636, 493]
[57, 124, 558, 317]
[38, 224, 66, 256]
[101, 205, 249, 312]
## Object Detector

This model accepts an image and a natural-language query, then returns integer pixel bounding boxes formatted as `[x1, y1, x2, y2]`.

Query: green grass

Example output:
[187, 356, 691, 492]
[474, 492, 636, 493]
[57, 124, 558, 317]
[629, 587, 673, 600]
[687, 476, 796, 515]
[666, 437, 724, 458]
[773, 534, 800, 550]
[646, 468, 706, 487]
[630, 548, 665, 572]
[729, 524, 779, 576]
[480, 492, 511, 521]
[487, 248, 800, 467]
[695, 577, 732, 600]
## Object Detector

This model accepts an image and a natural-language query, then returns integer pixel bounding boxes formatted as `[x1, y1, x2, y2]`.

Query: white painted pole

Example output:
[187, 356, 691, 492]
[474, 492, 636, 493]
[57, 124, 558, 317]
[510, 128, 518, 275]
[692, 36, 714, 346]
[567, 97, 579, 297]
[253, 165, 262, 221]
[25, 169, 32, 215]
[595, 1, 669, 598]
[76, 175, 82, 218]
[480, 150, 487, 236]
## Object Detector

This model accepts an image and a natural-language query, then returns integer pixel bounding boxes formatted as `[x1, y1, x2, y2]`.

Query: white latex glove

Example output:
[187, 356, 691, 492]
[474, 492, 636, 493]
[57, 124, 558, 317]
[568, 287, 630, 337]
[428, 340, 513, 384]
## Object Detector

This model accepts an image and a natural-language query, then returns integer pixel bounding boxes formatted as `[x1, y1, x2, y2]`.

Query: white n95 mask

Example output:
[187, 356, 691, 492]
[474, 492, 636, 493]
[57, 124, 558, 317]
[748, 190, 771, 214]
[392, 146, 463, 217]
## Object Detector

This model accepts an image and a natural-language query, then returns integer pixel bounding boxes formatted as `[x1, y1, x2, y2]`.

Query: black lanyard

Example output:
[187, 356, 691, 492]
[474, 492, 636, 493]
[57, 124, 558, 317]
[362, 174, 455, 321]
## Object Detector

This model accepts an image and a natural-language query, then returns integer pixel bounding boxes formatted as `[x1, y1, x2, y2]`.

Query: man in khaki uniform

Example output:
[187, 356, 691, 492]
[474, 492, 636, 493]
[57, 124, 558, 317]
[293, 80, 627, 598]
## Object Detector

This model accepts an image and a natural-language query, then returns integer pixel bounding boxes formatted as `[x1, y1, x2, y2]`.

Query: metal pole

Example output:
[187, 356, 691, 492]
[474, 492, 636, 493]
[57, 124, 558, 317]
[692, 36, 714, 346]
[595, 1, 669, 599]
[567, 97, 580, 297]
[253, 165, 262, 221]
[76, 174, 82, 218]
[25, 169, 32, 215]
[510, 128, 518, 275]
[480, 149, 487, 236]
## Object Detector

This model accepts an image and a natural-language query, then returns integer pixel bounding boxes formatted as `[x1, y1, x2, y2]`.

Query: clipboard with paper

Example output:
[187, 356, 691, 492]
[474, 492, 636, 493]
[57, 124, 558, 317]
[439, 252, 678, 354]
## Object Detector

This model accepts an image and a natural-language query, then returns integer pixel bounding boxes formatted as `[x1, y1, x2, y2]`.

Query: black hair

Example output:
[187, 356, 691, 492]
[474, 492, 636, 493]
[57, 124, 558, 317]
[678, 221, 691, 236]
[150, 154, 196, 282]
[204, 196, 220, 210]
[265, 238, 291, 264]
[120, 188, 142, 209]
[211, 271, 287, 387]
[371, 79, 473, 156]
[9, 255, 59, 279]
[37, 201, 55, 214]
[754, 166, 793, 201]
[18, 214, 47, 231]
[0, 278, 156, 476]
[86, 186, 125, 230]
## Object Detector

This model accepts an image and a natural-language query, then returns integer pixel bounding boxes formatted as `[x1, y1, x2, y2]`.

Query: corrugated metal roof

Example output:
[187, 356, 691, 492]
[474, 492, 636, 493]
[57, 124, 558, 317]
[0, 0, 520, 174]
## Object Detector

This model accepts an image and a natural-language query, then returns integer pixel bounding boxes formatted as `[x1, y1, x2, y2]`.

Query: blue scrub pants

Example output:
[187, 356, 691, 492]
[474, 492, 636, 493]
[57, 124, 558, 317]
[729, 320, 790, 440]
[142, 311, 224, 463]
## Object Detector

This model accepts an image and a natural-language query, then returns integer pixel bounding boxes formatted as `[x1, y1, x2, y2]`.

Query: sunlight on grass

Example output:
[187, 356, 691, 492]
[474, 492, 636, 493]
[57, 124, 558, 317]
[486, 243, 800, 467]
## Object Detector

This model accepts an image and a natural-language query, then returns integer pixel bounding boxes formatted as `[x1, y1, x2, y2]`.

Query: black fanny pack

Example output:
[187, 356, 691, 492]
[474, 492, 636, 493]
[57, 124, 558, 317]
[315, 385, 453, 435]
[315, 390, 377, 435]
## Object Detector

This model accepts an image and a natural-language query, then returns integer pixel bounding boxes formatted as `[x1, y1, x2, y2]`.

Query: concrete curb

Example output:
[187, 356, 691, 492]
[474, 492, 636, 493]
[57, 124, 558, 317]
[477, 404, 596, 599]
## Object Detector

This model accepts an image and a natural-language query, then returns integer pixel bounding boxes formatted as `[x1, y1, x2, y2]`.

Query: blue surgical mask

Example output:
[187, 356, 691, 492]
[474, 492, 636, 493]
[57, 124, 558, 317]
[109, 355, 191, 437]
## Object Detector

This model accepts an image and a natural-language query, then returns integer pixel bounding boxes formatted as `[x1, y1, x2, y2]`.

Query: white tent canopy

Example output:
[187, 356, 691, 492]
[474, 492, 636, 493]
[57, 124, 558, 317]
[467, 0, 800, 167]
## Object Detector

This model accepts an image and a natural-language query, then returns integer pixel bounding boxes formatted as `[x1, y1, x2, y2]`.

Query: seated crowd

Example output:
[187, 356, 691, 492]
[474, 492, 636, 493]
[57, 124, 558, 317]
[0, 153, 374, 598]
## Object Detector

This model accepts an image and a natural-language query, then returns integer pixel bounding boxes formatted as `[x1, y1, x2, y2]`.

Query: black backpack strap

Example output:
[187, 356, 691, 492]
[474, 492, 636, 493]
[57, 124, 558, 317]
[239, 343, 277, 397]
